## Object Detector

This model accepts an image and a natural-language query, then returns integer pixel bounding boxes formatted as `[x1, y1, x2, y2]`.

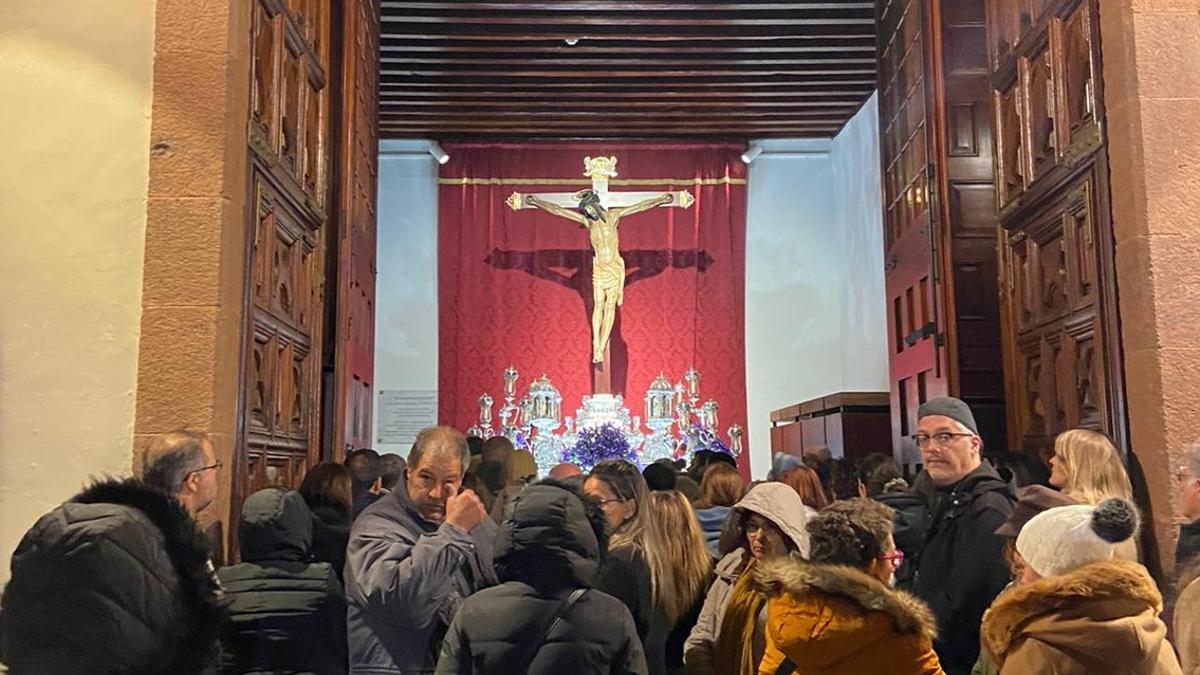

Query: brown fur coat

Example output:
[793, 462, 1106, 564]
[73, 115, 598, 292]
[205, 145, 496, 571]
[981, 558, 1181, 674]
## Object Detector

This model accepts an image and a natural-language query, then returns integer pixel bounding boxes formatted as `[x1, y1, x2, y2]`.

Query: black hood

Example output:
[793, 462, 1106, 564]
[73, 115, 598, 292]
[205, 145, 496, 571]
[239, 488, 312, 563]
[494, 484, 601, 588]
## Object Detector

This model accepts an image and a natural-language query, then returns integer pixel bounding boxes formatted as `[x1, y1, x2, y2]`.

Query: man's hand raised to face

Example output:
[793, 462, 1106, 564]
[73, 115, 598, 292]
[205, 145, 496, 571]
[444, 489, 487, 533]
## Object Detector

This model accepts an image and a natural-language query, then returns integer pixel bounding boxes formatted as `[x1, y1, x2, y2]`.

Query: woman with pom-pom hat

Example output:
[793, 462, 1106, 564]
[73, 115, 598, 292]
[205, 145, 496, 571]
[980, 499, 1182, 674]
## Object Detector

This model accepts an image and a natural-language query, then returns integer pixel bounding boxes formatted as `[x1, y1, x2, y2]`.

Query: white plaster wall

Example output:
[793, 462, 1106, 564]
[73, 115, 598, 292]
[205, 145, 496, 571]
[373, 141, 439, 455]
[832, 94, 889, 393]
[744, 99, 889, 477]
[744, 139, 841, 476]
[0, 1, 155, 582]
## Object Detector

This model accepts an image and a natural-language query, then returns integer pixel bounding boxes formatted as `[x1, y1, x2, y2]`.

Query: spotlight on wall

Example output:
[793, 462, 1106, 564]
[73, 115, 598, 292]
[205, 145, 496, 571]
[429, 142, 450, 165]
[740, 143, 763, 165]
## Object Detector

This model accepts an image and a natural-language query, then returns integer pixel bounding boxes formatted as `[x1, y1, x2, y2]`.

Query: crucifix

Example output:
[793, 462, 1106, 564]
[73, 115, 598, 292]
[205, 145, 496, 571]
[506, 156, 694, 380]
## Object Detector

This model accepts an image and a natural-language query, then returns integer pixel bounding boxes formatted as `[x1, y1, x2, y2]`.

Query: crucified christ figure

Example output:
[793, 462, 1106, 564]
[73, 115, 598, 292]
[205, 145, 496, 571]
[521, 189, 673, 363]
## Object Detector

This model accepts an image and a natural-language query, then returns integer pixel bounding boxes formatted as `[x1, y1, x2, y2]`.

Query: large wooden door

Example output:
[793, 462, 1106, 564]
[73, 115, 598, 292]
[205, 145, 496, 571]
[878, 0, 1006, 469]
[879, 0, 946, 468]
[986, 0, 1126, 458]
[324, 0, 379, 456]
[238, 0, 331, 522]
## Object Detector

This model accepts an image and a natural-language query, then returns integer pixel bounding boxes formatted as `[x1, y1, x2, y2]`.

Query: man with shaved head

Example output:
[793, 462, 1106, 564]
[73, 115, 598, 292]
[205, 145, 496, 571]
[345, 426, 497, 673]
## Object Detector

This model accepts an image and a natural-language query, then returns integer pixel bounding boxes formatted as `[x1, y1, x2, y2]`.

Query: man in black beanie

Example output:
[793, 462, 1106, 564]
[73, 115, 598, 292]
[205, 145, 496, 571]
[909, 396, 1014, 675]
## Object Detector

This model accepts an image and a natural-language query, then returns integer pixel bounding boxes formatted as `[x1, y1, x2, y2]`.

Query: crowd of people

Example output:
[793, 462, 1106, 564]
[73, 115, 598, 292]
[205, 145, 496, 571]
[2, 397, 1200, 674]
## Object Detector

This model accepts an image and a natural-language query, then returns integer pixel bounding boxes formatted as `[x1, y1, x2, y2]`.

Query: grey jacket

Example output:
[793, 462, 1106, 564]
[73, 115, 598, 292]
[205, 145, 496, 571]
[345, 489, 498, 674]
[682, 483, 813, 675]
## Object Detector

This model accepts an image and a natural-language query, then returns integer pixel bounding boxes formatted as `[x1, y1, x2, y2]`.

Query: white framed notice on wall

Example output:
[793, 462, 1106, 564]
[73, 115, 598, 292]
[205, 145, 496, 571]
[376, 389, 438, 449]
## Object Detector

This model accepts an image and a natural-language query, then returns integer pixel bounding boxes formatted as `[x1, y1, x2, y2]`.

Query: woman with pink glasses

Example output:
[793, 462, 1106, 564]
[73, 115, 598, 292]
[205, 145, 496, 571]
[754, 498, 944, 675]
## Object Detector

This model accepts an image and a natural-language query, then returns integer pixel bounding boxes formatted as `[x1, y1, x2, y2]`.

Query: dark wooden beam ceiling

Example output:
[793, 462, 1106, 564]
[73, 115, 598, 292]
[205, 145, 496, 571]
[378, 1, 878, 140]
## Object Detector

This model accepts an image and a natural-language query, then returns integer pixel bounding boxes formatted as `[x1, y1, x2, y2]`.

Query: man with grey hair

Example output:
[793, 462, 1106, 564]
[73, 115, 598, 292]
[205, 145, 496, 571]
[907, 396, 1014, 675]
[141, 429, 221, 517]
[345, 426, 496, 673]
[1176, 437, 1200, 571]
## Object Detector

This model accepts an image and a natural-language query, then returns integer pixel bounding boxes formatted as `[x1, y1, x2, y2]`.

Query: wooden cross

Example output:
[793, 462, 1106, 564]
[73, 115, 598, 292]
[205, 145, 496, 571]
[505, 156, 694, 393]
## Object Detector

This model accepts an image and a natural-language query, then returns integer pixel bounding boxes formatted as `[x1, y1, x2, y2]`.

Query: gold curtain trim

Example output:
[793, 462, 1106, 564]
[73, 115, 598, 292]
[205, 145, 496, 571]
[438, 176, 747, 187]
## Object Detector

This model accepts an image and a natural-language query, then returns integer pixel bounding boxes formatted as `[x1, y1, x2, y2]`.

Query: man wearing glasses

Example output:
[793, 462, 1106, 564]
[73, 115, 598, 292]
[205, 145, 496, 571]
[141, 429, 222, 517]
[908, 397, 1014, 675]
[2, 430, 225, 673]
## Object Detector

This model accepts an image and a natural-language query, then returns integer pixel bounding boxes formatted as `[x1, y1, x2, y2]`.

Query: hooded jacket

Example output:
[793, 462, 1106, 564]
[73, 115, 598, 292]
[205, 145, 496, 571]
[436, 483, 647, 674]
[1175, 571, 1200, 675]
[683, 483, 812, 675]
[345, 486, 498, 674]
[218, 488, 347, 674]
[982, 559, 1181, 674]
[910, 462, 1014, 675]
[0, 478, 224, 675]
[753, 559, 944, 675]
[695, 505, 732, 558]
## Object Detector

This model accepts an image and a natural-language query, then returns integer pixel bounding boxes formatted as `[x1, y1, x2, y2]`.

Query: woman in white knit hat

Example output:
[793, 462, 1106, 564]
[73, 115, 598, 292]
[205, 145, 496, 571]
[979, 499, 1181, 674]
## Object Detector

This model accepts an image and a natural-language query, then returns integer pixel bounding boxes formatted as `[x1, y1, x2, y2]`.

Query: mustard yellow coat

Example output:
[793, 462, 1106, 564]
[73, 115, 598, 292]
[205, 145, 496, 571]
[754, 559, 944, 675]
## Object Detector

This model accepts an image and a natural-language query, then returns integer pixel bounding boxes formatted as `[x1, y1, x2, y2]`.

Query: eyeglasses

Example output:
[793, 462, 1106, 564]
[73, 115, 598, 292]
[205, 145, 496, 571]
[911, 432, 975, 448]
[877, 549, 905, 567]
[188, 461, 223, 476]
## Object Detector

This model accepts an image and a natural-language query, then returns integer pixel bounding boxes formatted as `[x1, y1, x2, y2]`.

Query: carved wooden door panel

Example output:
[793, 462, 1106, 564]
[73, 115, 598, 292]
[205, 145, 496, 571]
[878, 0, 946, 467]
[934, 0, 1006, 449]
[326, 0, 379, 456]
[237, 0, 331, 537]
[987, 0, 1126, 457]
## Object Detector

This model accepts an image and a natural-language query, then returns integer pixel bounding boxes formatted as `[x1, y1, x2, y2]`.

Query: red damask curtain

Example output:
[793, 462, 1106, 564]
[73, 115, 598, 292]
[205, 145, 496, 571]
[438, 143, 749, 468]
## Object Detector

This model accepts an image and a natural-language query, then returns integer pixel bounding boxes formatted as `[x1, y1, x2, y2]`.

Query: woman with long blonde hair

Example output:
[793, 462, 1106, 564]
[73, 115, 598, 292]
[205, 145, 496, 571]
[630, 491, 715, 673]
[587, 460, 666, 673]
[1048, 428, 1138, 562]
[1049, 429, 1133, 504]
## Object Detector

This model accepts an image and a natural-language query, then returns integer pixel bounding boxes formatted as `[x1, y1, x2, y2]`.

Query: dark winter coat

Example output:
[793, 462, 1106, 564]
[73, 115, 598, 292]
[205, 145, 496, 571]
[345, 487, 498, 674]
[309, 502, 351, 581]
[436, 483, 648, 675]
[352, 489, 383, 521]
[878, 488, 933, 588]
[910, 463, 1014, 675]
[598, 545, 669, 675]
[0, 478, 224, 675]
[218, 488, 347, 674]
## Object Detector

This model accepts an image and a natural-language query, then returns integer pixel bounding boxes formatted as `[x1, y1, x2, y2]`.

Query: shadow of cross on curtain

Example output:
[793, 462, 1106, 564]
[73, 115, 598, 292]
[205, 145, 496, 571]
[485, 247, 715, 394]
[436, 142, 749, 469]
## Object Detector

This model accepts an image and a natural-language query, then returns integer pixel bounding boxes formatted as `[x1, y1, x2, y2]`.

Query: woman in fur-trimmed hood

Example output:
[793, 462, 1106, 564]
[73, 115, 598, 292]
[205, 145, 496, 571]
[981, 499, 1181, 674]
[755, 498, 944, 675]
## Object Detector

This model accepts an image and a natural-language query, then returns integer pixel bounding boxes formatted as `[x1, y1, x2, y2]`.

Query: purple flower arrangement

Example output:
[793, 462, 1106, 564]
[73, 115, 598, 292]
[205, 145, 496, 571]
[563, 423, 638, 471]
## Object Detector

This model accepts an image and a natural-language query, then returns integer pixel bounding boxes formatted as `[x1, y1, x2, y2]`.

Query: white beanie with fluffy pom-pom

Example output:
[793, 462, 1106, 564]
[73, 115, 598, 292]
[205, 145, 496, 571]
[1015, 498, 1139, 578]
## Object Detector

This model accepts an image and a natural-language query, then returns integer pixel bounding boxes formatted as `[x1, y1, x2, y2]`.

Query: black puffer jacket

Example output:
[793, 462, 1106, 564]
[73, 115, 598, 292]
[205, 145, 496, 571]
[910, 463, 1014, 675]
[308, 502, 350, 581]
[436, 483, 648, 675]
[0, 478, 224, 675]
[218, 488, 347, 675]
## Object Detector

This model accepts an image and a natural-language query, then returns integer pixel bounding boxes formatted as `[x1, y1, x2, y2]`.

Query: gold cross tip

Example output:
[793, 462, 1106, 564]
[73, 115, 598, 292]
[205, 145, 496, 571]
[505, 192, 523, 211]
[583, 156, 618, 179]
[678, 190, 695, 208]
